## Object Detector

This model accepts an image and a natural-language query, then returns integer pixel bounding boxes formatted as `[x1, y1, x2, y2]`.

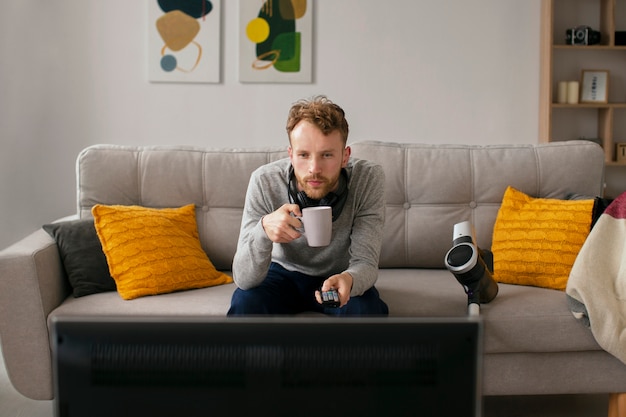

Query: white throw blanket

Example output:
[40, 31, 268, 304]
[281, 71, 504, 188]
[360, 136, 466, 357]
[566, 191, 626, 365]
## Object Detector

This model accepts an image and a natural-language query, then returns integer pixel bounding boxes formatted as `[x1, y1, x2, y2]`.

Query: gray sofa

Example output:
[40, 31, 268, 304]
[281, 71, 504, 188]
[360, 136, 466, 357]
[1, 141, 626, 409]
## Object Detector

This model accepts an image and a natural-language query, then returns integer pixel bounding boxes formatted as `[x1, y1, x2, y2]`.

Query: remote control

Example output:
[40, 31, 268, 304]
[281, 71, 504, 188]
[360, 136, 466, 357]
[320, 288, 340, 308]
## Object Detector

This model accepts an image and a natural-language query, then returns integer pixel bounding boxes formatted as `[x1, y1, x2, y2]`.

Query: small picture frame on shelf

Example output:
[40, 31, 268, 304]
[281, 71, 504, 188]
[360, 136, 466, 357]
[580, 70, 609, 103]
[617, 143, 626, 163]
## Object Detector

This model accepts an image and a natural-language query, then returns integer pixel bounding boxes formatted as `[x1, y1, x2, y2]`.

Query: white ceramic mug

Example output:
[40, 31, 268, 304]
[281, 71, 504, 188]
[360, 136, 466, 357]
[298, 206, 332, 247]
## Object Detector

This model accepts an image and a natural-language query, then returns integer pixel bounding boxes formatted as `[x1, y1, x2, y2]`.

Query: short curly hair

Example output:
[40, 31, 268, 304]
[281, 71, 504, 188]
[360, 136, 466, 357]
[286, 95, 349, 145]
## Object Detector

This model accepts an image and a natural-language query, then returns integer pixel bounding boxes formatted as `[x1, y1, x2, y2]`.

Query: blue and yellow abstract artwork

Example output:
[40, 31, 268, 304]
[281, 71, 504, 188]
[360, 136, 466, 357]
[148, 0, 221, 83]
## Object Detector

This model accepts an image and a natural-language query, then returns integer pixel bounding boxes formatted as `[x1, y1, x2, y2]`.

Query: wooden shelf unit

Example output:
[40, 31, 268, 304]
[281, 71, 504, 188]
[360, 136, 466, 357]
[540, 0, 626, 166]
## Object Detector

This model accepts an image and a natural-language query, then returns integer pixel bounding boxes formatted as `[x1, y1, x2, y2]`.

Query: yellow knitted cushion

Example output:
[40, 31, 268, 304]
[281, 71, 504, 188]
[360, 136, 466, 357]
[92, 204, 232, 300]
[491, 186, 594, 291]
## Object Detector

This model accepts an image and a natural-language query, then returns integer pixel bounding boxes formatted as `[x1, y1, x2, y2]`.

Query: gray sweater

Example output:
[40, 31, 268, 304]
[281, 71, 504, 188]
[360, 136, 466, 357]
[232, 157, 385, 296]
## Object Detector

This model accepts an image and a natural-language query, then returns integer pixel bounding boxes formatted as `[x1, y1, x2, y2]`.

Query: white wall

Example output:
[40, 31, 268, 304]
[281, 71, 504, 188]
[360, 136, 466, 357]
[0, 0, 541, 249]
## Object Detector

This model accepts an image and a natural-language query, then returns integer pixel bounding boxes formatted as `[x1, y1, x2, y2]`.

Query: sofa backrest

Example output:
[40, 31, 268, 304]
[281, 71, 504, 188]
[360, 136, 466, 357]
[77, 141, 605, 270]
[77, 145, 288, 270]
[350, 141, 605, 268]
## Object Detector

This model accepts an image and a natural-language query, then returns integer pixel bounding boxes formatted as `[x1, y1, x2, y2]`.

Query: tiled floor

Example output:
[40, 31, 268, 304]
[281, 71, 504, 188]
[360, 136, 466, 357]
[0, 343, 609, 417]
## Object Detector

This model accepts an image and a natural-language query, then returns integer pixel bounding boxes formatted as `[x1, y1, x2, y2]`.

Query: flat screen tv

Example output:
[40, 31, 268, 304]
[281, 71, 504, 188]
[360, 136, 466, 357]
[51, 316, 482, 417]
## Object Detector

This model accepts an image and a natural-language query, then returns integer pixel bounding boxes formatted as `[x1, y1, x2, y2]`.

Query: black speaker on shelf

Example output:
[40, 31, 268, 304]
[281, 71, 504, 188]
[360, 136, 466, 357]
[616, 31, 626, 46]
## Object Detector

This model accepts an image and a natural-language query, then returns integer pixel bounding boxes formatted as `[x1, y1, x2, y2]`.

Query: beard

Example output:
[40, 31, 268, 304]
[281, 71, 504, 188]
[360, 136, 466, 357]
[296, 172, 340, 201]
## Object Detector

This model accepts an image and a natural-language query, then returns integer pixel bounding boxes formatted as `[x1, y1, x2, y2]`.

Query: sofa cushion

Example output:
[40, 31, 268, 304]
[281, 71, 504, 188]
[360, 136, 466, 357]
[491, 186, 594, 290]
[48, 283, 238, 318]
[92, 204, 232, 300]
[43, 219, 116, 297]
[76, 145, 290, 271]
[348, 141, 605, 269]
[372, 269, 601, 354]
[47, 269, 602, 355]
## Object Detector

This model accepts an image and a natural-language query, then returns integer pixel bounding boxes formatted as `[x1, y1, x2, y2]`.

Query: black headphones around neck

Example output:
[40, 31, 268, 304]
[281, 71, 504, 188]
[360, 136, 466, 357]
[287, 167, 349, 222]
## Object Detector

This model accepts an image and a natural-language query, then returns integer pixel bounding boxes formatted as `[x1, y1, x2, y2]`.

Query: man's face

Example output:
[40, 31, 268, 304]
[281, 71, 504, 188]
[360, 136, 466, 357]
[288, 120, 350, 200]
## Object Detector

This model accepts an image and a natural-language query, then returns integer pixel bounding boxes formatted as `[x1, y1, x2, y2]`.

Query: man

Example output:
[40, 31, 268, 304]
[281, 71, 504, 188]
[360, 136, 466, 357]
[228, 96, 388, 316]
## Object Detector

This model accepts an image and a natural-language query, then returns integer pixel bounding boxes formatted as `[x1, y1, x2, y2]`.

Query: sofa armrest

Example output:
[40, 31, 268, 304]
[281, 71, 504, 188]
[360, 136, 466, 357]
[0, 228, 70, 400]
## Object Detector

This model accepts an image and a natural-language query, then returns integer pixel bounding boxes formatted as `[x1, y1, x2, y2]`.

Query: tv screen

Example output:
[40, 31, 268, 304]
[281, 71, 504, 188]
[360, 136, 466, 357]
[51, 316, 482, 417]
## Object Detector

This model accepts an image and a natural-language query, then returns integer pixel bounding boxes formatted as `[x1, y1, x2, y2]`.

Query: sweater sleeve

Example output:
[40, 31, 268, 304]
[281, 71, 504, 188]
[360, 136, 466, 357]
[231, 168, 277, 290]
[344, 163, 385, 296]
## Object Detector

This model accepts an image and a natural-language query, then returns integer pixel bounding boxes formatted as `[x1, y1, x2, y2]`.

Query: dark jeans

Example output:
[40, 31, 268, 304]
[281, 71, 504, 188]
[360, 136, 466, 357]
[227, 263, 389, 316]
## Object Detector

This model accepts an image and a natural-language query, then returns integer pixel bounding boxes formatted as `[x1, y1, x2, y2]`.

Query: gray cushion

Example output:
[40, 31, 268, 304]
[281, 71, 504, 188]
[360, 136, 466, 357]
[43, 219, 116, 297]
